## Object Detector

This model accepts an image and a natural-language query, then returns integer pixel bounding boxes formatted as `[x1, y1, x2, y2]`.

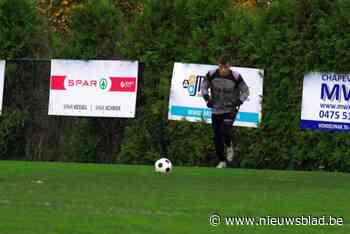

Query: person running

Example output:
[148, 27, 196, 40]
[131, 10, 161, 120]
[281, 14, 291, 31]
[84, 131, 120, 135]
[201, 55, 249, 168]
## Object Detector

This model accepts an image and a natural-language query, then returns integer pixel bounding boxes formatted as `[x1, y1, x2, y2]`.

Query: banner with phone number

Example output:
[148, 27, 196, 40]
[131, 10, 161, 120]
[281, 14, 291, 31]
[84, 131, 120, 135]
[301, 72, 350, 131]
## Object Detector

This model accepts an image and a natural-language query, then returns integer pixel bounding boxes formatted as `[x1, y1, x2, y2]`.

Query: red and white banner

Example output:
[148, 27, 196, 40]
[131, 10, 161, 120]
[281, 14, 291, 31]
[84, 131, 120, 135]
[0, 60, 5, 115]
[48, 59, 138, 118]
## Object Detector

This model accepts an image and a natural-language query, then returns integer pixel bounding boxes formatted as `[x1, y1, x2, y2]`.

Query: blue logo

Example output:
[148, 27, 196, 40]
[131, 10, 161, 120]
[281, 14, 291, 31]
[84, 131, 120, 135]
[182, 74, 204, 97]
[321, 83, 350, 102]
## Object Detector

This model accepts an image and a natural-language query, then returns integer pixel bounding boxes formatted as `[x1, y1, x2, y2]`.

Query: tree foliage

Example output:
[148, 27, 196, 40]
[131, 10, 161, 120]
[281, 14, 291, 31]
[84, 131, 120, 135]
[0, 0, 43, 58]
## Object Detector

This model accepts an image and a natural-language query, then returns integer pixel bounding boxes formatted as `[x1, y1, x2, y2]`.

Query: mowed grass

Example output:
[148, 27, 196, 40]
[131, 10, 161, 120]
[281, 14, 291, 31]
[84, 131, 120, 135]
[0, 161, 348, 234]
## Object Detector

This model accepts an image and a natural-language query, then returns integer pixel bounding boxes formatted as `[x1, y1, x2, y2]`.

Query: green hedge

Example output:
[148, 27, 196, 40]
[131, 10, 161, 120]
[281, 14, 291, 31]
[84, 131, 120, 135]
[0, 0, 43, 58]
[119, 0, 350, 172]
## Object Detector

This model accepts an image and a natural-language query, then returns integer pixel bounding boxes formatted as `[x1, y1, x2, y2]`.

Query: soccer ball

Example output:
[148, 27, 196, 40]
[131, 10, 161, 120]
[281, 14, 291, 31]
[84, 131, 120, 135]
[154, 158, 172, 173]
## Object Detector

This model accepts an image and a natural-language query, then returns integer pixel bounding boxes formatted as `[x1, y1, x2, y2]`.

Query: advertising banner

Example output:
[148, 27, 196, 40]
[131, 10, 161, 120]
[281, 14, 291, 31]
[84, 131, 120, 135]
[49, 59, 138, 118]
[168, 62, 263, 128]
[0, 60, 5, 115]
[301, 72, 350, 131]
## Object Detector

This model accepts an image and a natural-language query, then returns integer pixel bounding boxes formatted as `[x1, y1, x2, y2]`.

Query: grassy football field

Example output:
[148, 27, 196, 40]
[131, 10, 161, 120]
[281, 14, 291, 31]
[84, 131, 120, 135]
[0, 161, 348, 234]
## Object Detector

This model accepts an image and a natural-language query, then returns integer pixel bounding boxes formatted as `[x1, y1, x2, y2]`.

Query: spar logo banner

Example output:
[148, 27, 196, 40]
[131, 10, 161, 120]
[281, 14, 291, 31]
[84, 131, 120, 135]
[301, 72, 350, 132]
[49, 59, 138, 118]
[0, 60, 5, 115]
[168, 62, 264, 128]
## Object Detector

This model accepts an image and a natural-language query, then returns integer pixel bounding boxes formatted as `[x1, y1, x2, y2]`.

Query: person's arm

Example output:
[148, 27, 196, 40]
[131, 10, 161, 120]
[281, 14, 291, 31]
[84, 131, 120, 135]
[201, 72, 213, 107]
[233, 73, 249, 106]
[238, 74, 249, 104]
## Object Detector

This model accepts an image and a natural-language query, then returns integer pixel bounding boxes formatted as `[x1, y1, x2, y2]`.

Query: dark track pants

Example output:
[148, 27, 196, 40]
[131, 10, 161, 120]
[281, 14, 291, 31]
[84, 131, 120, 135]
[211, 110, 238, 162]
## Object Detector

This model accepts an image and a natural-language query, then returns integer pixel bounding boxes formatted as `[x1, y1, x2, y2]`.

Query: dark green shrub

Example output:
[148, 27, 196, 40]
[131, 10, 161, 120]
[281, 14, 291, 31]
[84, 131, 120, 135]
[58, 0, 122, 59]
[0, 0, 43, 58]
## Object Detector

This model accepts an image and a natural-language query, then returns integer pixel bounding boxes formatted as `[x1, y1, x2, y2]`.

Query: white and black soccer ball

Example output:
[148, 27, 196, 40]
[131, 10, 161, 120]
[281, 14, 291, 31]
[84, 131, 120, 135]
[154, 158, 172, 174]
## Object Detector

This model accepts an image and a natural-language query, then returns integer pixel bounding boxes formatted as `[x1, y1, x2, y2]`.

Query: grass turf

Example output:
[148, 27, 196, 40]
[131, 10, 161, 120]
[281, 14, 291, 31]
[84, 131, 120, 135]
[0, 161, 348, 234]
